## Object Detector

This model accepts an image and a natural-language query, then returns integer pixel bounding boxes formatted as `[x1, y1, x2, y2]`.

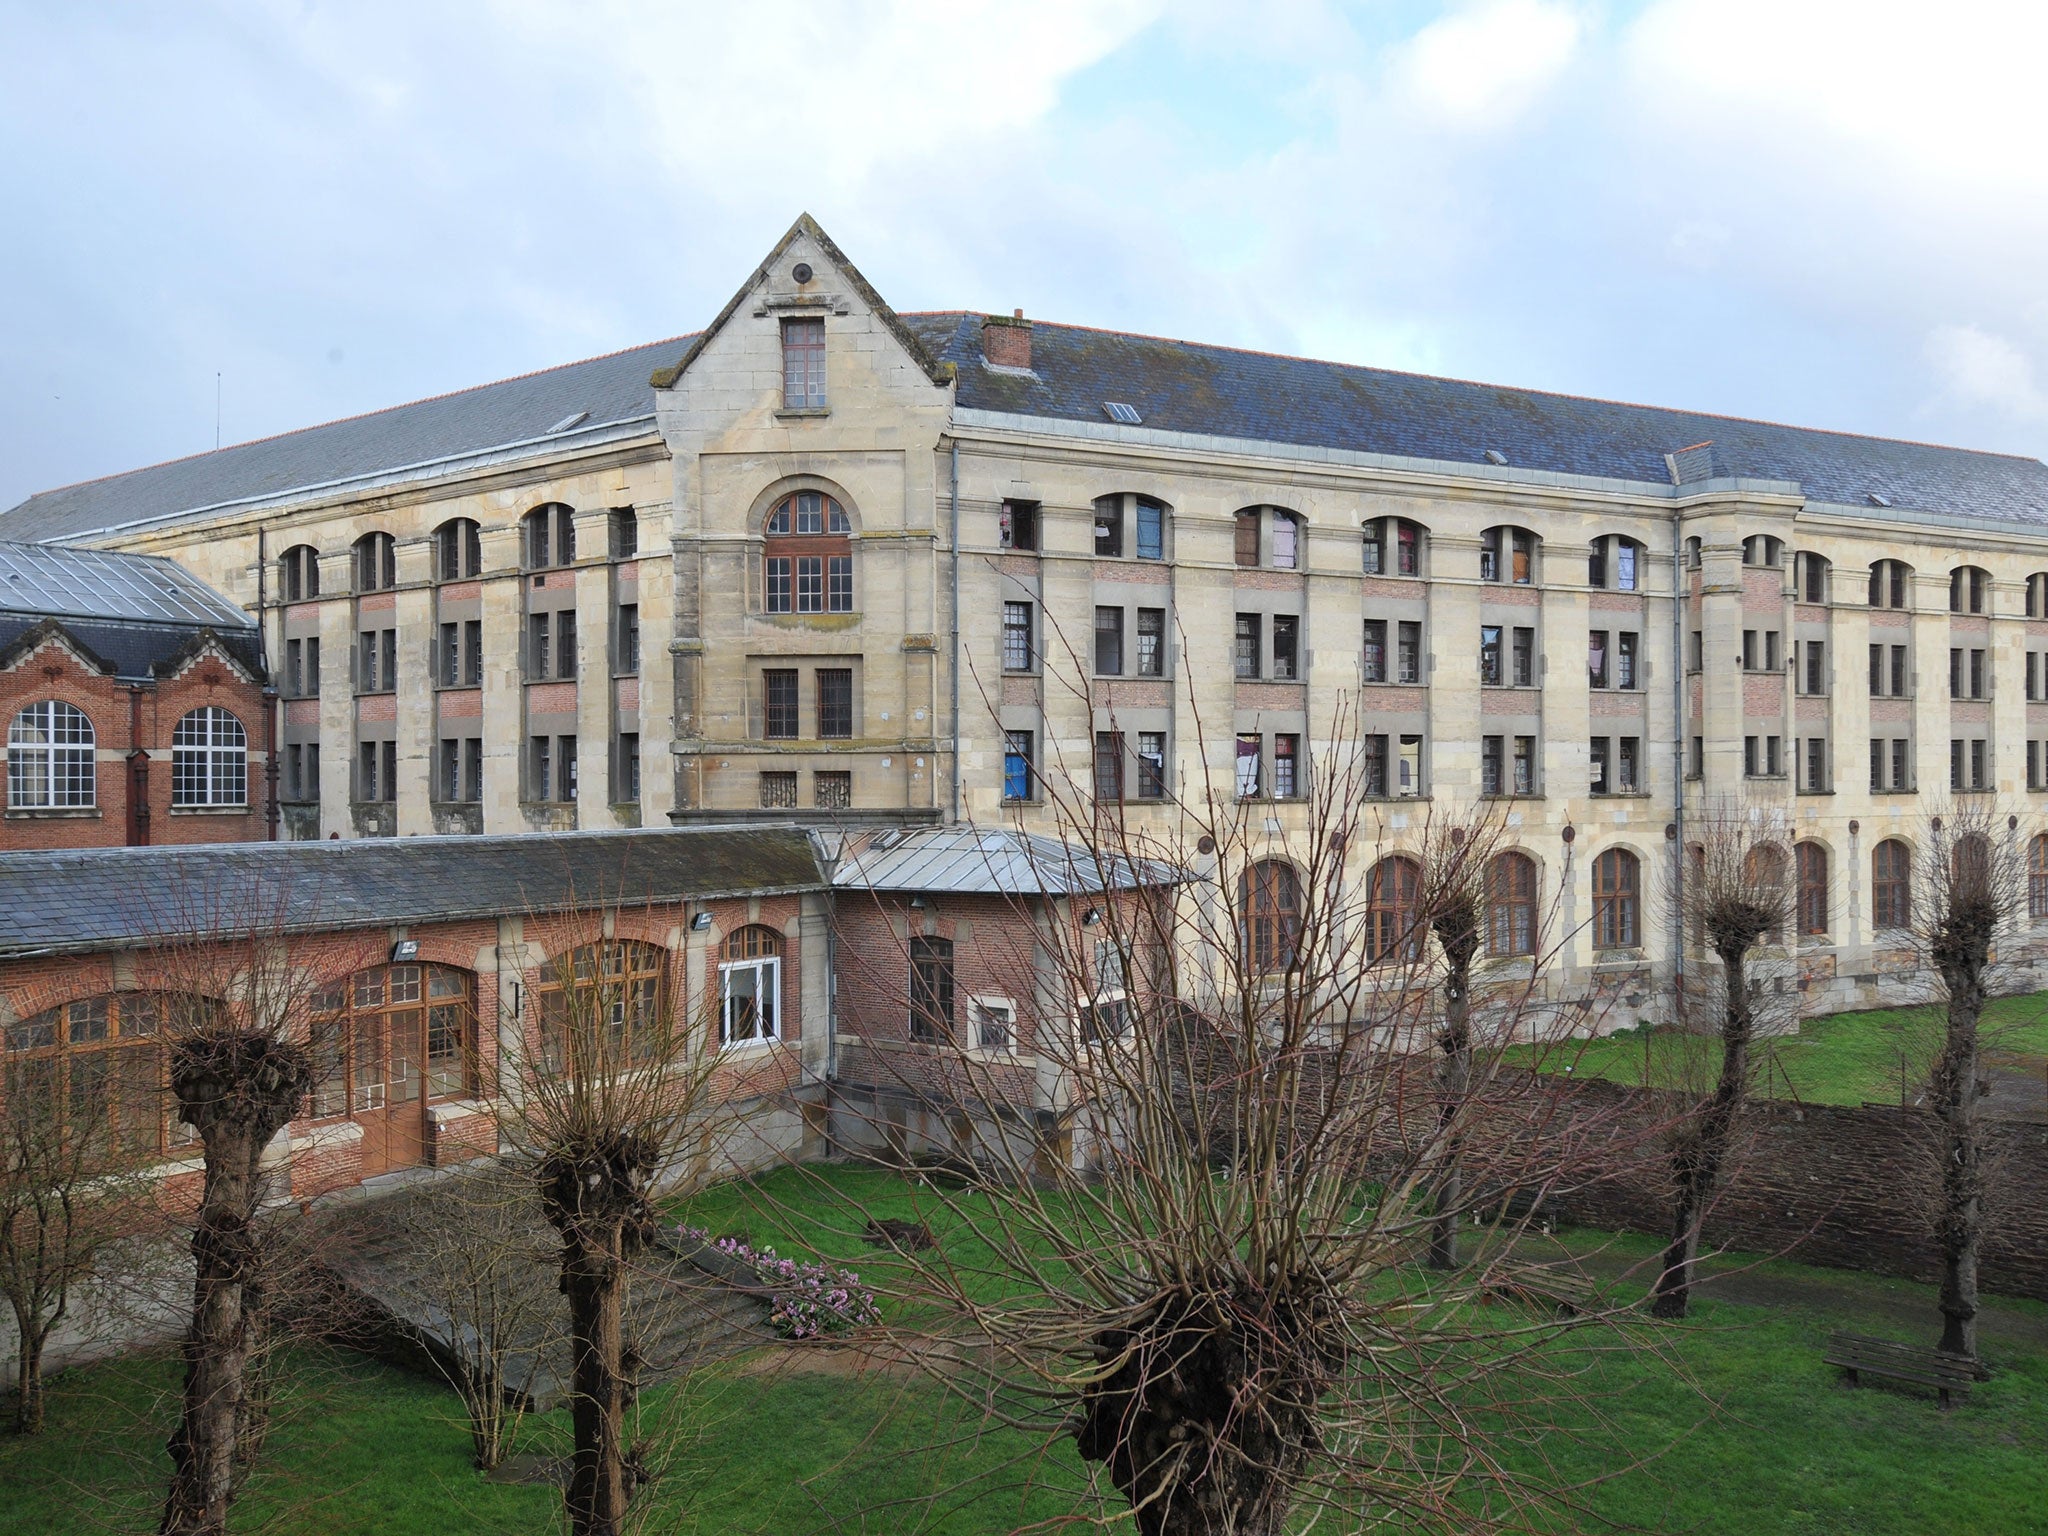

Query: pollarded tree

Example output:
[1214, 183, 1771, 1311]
[1915, 803, 2024, 1364]
[1651, 802, 1793, 1320]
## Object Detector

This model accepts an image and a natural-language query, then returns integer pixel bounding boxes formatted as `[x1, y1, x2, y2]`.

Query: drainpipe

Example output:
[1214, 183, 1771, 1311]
[126, 685, 149, 846]
[948, 438, 961, 824]
[1671, 507, 1687, 1008]
[257, 527, 279, 840]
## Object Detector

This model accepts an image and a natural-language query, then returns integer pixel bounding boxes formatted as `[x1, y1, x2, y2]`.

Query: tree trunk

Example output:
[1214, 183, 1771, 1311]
[561, 1222, 632, 1536]
[161, 1122, 263, 1536]
[1931, 962, 1986, 1362]
[12, 1307, 46, 1435]
[1652, 942, 1753, 1320]
[1427, 955, 1472, 1271]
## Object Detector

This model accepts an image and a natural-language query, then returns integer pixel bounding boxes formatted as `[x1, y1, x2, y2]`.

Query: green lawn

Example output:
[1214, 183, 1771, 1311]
[4, 1165, 2046, 1534]
[1515, 991, 2048, 1106]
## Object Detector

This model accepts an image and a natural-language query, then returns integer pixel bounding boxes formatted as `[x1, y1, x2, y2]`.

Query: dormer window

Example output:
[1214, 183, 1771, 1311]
[764, 491, 853, 614]
[781, 317, 826, 409]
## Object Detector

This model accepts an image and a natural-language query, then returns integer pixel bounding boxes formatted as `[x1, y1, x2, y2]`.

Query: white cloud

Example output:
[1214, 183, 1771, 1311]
[1926, 324, 2048, 424]
[1398, 0, 1583, 129]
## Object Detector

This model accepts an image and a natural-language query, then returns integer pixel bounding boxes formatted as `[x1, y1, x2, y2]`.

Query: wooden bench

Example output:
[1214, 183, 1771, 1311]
[1480, 1264, 1597, 1317]
[1823, 1331, 1980, 1411]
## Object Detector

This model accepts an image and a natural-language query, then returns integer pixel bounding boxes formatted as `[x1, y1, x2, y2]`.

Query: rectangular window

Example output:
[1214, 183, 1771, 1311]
[1137, 731, 1166, 799]
[463, 737, 482, 802]
[1806, 736, 1826, 792]
[1951, 738, 1965, 790]
[1617, 631, 1638, 689]
[1870, 642, 1883, 694]
[1270, 514, 1297, 569]
[1397, 522, 1420, 576]
[910, 937, 955, 1044]
[1480, 625, 1503, 686]
[1397, 734, 1423, 796]
[1480, 528, 1500, 582]
[973, 999, 1013, 1051]
[286, 638, 303, 697]
[1971, 649, 1986, 699]
[1893, 738, 1910, 791]
[1135, 499, 1164, 560]
[1235, 733, 1261, 798]
[1273, 734, 1299, 798]
[1972, 738, 1988, 790]
[1237, 510, 1262, 567]
[1094, 499, 1123, 557]
[617, 604, 639, 674]
[796, 556, 824, 613]
[1233, 614, 1259, 679]
[828, 556, 853, 612]
[1805, 640, 1826, 695]
[287, 744, 304, 801]
[530, 736, 550, 801]
[1616, 540, 1637, 590]
[1744, 735, 1759, 776]
[1397, 621, 1421, 684]
[1004, 730, 1034, 801]
[380, 740, 397, 803]
[766, 557, 791, 613]
[1481, 734, 1503, 795]
[781, 317, 827, 409]
[1003, 602, 1034, 671]
[1363, 619, 1386, 683]
[999, 500, 1039, 551]
[439, 623, 459, 687]
[814, 769, 851, 809]
[1360, 519, 1383, 574]
[462, 623, 479, 686]
[1511, 531, 1532, 585]
[2032, 653, 2040, 701]
[608, 507, 637, 559]
[554, 611, 576, 680]
[759, 770, 797, 808]
[1513, 735, 1535, 795]
[1512, 626, 1534, 687]
[1951, 647, 1964, 697]
[816, 668, 853, 739]
[1742, 630, 1758, 670]
[528, 613, 551, 680]
[1689, 735, 1703, 778]
[2034, 740, 2042, 790]
[1618, 736, 1640, 792]
[558, 736, 576, 801]
[763, 669, 799, 739]
[1271, 614, 1299, 680]
[1870, 738, 1884, 792]
[360, 742, 377, 801]
[1095, 731, 1125, 803]
[305, 636, 320, 695]
[1765, 631, 1781, 671]
[1095, 606, 1125, 675]
[1689, 630, 1703, 671]
[1892, 646, 1909, 697]
[1769, 736, 1783, 775]
[1588, 630, 1610, 689]
[1136, 608, 1165, 677]
[1592, 736, 1611, 794]
[1363, 734, 1387, 797]
[439, 739, 459, 802]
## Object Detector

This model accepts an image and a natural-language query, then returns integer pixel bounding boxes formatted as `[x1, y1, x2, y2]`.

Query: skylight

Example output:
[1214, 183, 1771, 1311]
[546, 410, 591, 434]
[1868, 492, 1892, 508]
[1103, 401, 1142, 426]
[1484, 449, 1508, 466]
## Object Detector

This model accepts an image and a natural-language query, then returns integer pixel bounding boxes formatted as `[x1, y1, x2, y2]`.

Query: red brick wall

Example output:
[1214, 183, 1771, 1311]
[0, 630, 268, 851]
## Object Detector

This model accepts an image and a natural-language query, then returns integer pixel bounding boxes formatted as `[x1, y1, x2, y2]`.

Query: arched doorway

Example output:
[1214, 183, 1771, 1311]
[311, 962, 476, 1176]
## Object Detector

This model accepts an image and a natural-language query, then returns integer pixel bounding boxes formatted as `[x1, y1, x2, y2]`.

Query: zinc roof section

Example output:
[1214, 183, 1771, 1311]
[0, 336, 693, 544]
[0, 540, 254, 629]
[0, 826, 823, 959]
[830, 825, 1180, 896]
[902, 314, 2048, 528]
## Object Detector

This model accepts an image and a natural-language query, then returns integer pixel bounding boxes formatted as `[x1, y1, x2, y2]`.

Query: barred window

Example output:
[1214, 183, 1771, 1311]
[8, 700, 95, 809]
[171, 708, 246, 807]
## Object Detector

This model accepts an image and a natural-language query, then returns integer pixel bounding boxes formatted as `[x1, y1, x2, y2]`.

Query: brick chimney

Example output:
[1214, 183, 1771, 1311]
[982, 309, 1032, 371]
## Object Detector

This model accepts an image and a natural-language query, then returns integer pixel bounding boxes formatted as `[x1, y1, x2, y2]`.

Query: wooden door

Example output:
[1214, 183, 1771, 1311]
[353, 1008, 428, 1177]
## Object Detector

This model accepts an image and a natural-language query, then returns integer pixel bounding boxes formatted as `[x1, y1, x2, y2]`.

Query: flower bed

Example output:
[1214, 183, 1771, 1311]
[675, 1225, 882, 1339]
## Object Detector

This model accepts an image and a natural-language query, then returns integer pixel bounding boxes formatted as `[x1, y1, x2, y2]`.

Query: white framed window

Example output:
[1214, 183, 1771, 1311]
[171, 707, 247, 807]
[8, 700, 95, 809]
[970, 996, 1015, 1051]
[719, 925, 782, 1045]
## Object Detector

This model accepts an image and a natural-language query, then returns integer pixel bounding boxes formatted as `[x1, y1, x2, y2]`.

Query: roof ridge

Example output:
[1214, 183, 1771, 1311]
[19, 331, 701, 502]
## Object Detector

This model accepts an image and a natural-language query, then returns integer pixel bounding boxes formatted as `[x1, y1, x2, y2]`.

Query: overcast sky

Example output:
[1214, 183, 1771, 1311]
[5, 0, 2046, 512]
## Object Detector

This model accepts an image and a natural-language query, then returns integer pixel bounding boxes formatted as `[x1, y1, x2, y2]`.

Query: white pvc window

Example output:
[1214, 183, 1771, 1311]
[171, 707, 247, 807]
[720, 953, 781, 1044]
[8, 700, 95, 809]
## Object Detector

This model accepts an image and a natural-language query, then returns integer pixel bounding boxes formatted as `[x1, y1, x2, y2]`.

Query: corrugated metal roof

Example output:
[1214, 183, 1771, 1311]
[830, 825, 1180, 896]
[0, 825, 824, 958]
[0, 540, 254, 629]
[904, 313, 2048, 528]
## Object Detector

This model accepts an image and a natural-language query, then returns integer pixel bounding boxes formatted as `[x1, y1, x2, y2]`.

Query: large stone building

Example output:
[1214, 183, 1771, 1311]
[9, 214, 2048, 1018]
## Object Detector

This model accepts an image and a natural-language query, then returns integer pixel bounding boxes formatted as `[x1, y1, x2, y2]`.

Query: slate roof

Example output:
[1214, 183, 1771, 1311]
[0, 826, 823, 958]
[0, 337, 690, 543]
[0, 615, 263, 683]
[830, 825, 1181, 896]
[903, 314, 2048, 527]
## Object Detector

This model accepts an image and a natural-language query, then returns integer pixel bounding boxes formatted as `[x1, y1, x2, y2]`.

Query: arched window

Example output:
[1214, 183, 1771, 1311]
[1233, 506, 1301, 570]
[719, 926, 782, 1045]
[8, 700, 95, 809]
[1366, 855, 1423, 965]
[1481, 526, 1537, 585]
[1797, 552, 1831, 604]
[1240, 860, 1302, 974]
[279, 544, 320, 602]
[2028, 574, 2048, 619]
[1588, 535, 1644, 591]
[1591, 848, 1640, 949]
[1796, 842, 1830, 936]
[1362, 517, 1424, 577]
[1949, 566, 1989, 614]
[1868, 559, 1912, 610]
[763, 490, 854, 614]
[1741, 534, 1783, 567]
[171, 708, 246, 807]
[1, 993, 196, 1160]
[434, 518, 482, 581]
[1743, 844, 1788, 944]
[352, 532, 396, 593]
[2029, 834, 2048, 920]
[531, 939, 665, 1069]
[1092, 493, 1167, 561]
[1872, 839, 1912, 930]
[1486, 851, 1538, 957]
[1953, 831, 1992, 894]
[522, 503, 576, 570]
[306, 966, 475, 1175]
